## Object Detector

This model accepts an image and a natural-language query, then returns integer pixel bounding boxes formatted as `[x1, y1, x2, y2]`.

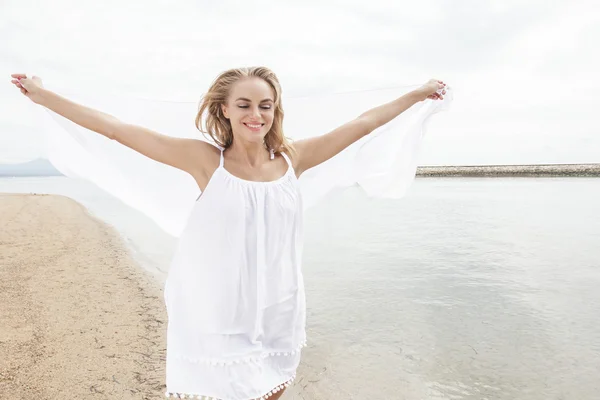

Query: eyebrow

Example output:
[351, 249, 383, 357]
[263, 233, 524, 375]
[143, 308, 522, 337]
[235, 97, 274, 103]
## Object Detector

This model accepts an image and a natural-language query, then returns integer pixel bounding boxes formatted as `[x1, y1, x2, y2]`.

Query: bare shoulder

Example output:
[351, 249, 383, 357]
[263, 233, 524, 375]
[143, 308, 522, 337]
[196, 139, 221, 163]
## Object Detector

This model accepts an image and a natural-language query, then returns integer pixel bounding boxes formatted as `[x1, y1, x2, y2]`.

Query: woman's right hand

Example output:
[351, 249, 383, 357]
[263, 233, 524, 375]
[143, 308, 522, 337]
[10, 73, 45, 104]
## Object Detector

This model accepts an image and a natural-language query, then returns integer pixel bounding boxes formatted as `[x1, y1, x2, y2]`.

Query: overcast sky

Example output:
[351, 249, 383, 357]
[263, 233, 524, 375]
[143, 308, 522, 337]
[2, 0, 598, 164]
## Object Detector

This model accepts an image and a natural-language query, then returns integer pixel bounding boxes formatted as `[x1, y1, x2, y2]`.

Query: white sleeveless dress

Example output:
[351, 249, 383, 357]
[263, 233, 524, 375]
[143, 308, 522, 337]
[163, 145, 306, 400]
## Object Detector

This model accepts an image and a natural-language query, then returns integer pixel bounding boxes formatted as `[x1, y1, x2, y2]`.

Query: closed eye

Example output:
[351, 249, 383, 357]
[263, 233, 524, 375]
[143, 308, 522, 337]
[238, 105, 272, 109]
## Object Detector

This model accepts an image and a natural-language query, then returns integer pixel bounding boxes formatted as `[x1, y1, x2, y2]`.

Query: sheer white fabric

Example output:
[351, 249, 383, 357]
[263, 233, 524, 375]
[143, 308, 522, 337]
[40, 84, 453, 237]
[37, 82, 452, 399]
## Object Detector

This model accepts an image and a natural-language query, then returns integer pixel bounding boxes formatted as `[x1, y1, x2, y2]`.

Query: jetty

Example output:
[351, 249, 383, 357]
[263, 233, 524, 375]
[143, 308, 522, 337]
[415, 164, 600, 177]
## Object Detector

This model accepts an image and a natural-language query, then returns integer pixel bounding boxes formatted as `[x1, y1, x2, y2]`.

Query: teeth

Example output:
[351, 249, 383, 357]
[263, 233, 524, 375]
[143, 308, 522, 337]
[245, 123, 262, 128]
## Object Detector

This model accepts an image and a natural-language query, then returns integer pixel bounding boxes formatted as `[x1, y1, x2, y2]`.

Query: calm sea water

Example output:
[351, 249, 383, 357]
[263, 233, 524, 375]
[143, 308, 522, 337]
[2, 177, 599, 399]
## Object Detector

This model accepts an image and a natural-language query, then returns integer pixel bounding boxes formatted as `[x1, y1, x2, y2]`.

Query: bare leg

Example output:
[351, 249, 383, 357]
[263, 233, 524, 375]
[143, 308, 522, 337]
[250, 386, 287, 400]
[268, 387, 286, 400]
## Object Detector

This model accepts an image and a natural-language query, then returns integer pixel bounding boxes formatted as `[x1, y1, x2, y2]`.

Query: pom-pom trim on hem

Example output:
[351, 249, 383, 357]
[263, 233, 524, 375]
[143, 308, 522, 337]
[164, 374, 296, 399]
[171, 340, 307, 367]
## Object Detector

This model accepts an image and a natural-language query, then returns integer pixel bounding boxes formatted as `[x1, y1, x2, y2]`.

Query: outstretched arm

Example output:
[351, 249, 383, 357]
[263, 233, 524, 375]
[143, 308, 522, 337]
[293, 79, 447, 176]
[10, 74, 209, 176]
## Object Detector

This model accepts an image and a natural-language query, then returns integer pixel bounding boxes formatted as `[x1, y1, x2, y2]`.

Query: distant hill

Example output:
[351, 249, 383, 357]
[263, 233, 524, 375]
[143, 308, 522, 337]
[0, 158, 63, 177]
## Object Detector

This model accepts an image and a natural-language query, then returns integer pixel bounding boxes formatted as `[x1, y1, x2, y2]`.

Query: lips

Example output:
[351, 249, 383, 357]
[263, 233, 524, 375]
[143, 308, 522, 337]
[243, 122, 264, 131]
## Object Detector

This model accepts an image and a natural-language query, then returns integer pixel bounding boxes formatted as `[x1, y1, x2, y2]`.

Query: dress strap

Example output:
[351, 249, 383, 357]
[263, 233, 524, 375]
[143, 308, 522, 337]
[280, 151, 292, 168]
[219, 149, 224, 167]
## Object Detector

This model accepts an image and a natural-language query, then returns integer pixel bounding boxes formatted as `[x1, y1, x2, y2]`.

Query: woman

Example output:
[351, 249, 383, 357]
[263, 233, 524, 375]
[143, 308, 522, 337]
[11, 67, 446, 400]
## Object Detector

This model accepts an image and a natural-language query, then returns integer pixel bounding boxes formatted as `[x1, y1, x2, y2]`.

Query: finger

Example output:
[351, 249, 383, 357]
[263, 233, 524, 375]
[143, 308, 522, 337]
[20, 88, 27, 95]
[11, 73, 27, 79]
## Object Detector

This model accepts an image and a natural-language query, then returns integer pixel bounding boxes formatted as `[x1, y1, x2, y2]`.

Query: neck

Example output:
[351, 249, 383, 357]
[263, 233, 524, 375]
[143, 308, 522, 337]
[226, 138, 271, 168]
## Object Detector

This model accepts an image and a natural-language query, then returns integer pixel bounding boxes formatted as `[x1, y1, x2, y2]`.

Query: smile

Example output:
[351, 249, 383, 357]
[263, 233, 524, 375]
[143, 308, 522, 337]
[244, 123, 264, 130]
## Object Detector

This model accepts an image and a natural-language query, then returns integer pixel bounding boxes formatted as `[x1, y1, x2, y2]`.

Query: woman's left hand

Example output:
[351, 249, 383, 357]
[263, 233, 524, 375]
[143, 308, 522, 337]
[418, 79, 447, 101]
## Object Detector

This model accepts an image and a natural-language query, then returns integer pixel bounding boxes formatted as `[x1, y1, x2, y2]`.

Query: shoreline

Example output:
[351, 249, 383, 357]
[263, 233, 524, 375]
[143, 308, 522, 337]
[2, 190, 598, 399]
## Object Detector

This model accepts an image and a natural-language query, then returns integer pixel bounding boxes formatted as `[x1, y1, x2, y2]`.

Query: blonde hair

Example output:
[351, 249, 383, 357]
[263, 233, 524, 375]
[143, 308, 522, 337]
[195, 66, 297, 158]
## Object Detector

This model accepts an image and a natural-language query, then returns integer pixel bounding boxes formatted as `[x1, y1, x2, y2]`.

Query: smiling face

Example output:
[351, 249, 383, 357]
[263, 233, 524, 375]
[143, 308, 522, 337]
[221, 77, 276, 145]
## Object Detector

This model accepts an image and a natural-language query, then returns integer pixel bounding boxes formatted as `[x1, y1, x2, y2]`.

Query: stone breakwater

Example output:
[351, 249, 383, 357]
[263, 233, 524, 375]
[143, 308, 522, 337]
[416, 164, 600, 177]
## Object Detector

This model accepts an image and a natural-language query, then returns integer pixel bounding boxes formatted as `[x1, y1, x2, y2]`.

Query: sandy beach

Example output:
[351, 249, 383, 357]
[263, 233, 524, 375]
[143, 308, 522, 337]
[0, 194, 168, 399]
[0, 194, 323, 399]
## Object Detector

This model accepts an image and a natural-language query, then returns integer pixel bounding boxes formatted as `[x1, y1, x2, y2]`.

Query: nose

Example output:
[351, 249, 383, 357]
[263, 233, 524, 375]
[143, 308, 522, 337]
[251, 106, 261, 119]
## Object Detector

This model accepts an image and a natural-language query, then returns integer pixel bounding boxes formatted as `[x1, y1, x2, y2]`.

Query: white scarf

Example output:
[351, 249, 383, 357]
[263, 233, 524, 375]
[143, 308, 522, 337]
[41, 84, 453, 237]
